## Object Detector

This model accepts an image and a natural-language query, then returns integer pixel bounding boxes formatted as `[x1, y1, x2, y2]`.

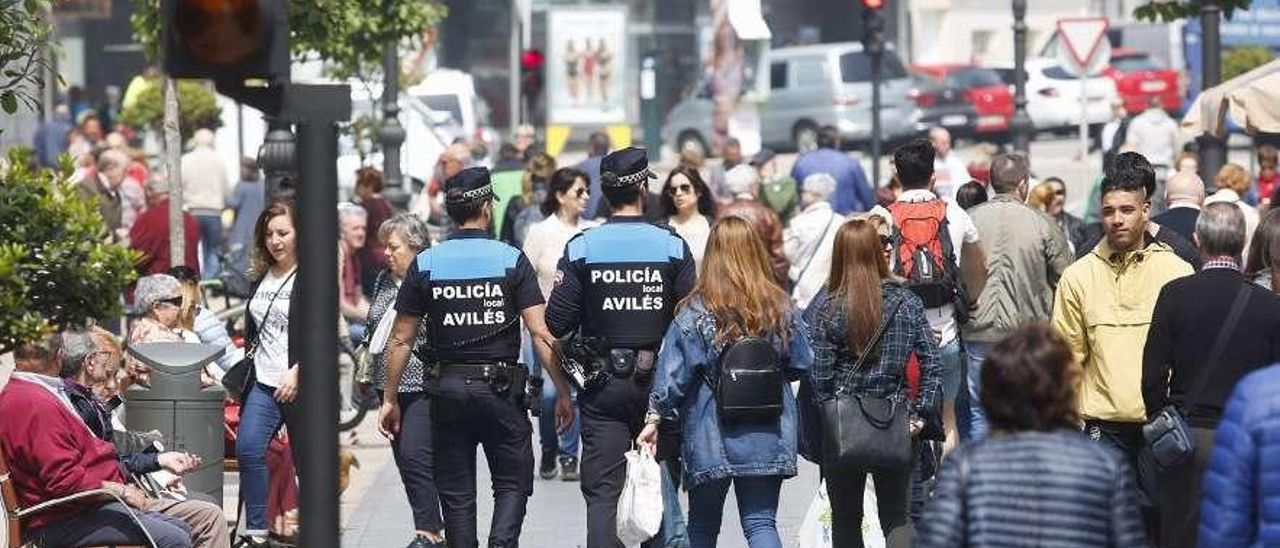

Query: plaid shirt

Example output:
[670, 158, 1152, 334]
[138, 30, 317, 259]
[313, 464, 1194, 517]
[807, 282, 942, 418]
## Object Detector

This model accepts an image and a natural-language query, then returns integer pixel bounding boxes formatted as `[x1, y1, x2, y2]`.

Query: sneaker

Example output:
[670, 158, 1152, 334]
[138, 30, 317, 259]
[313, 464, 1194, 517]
[405, 533, 445, 548]
[559, 455, 579, 481]
[539, 448, 558, 480]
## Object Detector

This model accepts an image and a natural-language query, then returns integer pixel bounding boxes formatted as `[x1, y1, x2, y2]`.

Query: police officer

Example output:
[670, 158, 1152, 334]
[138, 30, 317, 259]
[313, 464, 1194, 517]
[380, 167, 573, 548]
[546, 147, 696, 548]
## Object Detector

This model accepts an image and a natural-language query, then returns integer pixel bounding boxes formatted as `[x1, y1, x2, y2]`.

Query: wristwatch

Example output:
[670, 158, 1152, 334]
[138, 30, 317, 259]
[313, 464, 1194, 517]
[644, 410, 662, 425]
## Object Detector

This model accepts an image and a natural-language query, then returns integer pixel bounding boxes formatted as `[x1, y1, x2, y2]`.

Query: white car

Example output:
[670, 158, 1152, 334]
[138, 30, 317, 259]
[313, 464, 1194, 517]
[1000, 59, 1119, 131]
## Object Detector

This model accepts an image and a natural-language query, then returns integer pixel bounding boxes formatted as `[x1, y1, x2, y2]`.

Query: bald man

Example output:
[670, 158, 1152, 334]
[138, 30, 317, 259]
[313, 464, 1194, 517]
[930, 127, 971, 203]
[1152, 170, 1206, 243]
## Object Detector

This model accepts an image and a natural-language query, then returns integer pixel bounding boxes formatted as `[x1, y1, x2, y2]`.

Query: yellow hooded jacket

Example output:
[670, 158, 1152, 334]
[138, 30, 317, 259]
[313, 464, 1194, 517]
[1051, 235, 1193, 423]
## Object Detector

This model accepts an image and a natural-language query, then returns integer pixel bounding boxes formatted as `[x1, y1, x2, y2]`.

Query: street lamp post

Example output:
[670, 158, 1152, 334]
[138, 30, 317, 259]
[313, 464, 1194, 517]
[863, 3, 886, 187]
[381, 37, 410, 210]
[1198, 0, 1226, 185]
[258, 120, 297, 201]
[1011, 0, 1033, 157]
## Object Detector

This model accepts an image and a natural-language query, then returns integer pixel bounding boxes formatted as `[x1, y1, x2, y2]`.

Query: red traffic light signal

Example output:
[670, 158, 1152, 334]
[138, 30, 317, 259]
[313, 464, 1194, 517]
[163, 0, 289, 84]
[521, 48, 545, 71]
[862, 0, 885, 9]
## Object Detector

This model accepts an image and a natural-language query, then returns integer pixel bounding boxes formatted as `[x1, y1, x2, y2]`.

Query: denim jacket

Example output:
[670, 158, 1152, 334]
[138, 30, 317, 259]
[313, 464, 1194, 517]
[648, 299, 814, 487]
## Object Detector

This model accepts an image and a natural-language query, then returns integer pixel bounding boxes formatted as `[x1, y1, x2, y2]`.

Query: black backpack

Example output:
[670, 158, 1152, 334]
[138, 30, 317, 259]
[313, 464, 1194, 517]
[707, 337, 784, 421]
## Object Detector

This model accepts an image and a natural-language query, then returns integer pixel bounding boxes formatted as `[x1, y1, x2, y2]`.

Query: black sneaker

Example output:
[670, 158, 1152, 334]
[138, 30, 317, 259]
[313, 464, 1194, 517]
[405, 533, 445, 548]
[539, 447, 558, 479]
[559, 455, 579, 481]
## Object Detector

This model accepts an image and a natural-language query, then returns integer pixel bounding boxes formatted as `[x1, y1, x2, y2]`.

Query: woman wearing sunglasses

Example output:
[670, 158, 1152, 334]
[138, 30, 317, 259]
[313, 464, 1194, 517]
[661, 165, 717, 272]
[125, 273, 190, 387]
[521, 167, 598, 480]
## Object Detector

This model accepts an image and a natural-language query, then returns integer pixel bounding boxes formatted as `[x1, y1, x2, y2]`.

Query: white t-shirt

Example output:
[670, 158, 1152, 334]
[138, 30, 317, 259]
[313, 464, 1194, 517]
[932, 154, 971, 204]
[523, 215, 599, 298]
[669, 214, 712, 273]
[871, 189, 980, 345]
[249, 268, 296, 387]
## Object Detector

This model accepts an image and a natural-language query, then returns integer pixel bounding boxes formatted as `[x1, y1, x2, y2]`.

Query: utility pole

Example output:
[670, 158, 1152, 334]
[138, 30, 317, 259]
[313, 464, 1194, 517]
[164, 76, 185, 267]
[862, 0, 886, 187]
[1198, 0, 1225, 185]
[1011, 0, 1033, 158]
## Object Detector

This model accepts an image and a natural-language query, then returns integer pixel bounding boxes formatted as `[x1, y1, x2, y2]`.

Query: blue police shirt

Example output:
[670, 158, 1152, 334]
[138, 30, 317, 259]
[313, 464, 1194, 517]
[546, 216, 696, 350]
[395, 229, 543, 363]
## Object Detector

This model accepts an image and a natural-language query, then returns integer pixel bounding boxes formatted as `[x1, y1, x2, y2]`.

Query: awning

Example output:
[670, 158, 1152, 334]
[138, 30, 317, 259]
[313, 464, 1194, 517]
[1182, 59, 1280, 138]
[728, 0, 772, 41]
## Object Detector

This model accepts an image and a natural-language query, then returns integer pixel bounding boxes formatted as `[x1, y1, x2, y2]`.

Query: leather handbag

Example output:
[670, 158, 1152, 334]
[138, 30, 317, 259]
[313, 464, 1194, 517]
[820, 298, 912, 472]
[223, 269, 296, 401]
[1143, 283, 1251, 470]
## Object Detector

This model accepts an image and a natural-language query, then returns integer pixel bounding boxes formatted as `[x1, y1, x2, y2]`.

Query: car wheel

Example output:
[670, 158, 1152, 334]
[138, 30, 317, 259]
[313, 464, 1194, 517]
[793, 122, 819, 153]
[677, 131, 708, 158]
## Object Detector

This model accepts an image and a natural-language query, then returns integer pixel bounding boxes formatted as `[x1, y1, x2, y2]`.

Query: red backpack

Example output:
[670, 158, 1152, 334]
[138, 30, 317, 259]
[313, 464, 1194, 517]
[888, 200, 966, 316]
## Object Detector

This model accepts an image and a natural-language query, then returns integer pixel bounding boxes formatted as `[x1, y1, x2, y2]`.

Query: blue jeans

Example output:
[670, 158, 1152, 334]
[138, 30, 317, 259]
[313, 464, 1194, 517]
[966, 340, 993, 440]
[522, 331, 580, 457]
[236, 382, 298, 534]
[195, 214, 223, 280]
[687, 476, 783, 548]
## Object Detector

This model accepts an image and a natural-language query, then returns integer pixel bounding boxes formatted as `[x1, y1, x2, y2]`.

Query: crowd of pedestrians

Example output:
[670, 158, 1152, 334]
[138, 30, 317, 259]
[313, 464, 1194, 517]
[10, 109, 1280, 548]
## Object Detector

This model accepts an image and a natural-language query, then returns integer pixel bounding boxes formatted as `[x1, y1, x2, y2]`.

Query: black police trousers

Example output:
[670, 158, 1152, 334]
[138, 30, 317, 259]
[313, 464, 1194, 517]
[578, 375, 677, 548]
[430, 366, 534, 548]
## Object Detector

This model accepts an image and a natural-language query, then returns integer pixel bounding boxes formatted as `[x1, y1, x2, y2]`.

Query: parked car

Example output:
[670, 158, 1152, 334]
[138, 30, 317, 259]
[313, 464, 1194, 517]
[1103, 47, 1181, 115]
[995, 59, 1119, 132]
[912, 64, 1013, 139]
[661, 42, 919, 154]
[905, 73, 979, 137]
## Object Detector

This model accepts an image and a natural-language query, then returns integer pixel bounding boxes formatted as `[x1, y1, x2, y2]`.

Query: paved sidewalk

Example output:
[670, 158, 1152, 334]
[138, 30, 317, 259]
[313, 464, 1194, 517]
[341, 439, 820, 548]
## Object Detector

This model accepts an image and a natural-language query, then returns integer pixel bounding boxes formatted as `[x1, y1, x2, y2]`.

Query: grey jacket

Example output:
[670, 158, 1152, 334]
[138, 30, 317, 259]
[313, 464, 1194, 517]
[963, 194, 1071, 342]
[918, 430, 1147, 548]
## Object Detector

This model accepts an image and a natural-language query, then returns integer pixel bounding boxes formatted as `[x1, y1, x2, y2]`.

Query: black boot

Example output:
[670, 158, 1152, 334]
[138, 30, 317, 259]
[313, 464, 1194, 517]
[539, 447, 558, 479]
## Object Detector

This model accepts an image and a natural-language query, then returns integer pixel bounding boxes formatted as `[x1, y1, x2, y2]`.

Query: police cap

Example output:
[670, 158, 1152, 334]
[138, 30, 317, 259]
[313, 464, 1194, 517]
[600, 146, 658, 188]
[444, 167, 500, 206]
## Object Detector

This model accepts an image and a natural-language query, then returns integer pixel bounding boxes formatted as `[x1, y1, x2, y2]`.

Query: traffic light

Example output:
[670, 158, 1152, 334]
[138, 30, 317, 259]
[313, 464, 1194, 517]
[520, 48, 545, 106]
[162, 0, 290, 87]
[861, 0, 886, 55]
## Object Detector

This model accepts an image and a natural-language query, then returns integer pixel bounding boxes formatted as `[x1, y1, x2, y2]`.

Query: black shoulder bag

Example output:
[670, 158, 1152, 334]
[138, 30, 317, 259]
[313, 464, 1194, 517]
[1143, 282, 1251, 470]
[222, 269, 296, 401]
[820, 297, 911, 472]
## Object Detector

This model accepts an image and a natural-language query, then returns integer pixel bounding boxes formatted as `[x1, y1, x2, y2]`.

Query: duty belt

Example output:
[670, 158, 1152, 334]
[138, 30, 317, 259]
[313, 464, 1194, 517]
[436, 361, 519, 380]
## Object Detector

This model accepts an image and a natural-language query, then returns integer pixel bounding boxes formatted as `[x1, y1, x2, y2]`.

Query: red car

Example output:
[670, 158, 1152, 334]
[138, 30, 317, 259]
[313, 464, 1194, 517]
[1103, 48, 1181, 114]
[911, 64, 1014, 136]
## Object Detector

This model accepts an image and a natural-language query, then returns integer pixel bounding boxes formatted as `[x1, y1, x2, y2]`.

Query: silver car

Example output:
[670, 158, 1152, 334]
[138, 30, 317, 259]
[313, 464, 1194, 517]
[662, 42, 919, 155]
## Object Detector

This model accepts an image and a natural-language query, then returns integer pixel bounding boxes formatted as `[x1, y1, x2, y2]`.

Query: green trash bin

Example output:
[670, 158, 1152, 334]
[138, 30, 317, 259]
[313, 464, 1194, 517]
[125, 342, 227, 505]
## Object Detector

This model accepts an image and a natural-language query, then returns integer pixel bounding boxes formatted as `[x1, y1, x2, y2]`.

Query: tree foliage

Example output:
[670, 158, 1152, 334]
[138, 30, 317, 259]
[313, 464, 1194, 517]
[0, 149, 139, 354]
[117, 78, 222, 141]
[0, 0, 58, 115]
[1223, 45, 1275, 81]
[130, 0, 447, 81]
[1134, 1, 1255, 22]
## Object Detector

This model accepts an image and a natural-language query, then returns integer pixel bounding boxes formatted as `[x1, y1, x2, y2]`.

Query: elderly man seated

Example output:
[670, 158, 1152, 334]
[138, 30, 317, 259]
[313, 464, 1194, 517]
[0, 329, 229, 548]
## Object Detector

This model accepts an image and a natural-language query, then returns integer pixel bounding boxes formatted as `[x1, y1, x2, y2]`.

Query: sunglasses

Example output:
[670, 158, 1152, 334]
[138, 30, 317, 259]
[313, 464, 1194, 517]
[668, 184, 695, 196]
[1053, 188, 1066, 196]
[880, 235, 893, 248]
[158, 296, 184, 308]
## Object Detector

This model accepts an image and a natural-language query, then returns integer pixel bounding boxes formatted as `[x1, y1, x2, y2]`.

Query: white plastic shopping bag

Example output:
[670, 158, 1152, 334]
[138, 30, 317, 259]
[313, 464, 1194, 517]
[797, 477, 885, 548]
[617, 449, 663, 548]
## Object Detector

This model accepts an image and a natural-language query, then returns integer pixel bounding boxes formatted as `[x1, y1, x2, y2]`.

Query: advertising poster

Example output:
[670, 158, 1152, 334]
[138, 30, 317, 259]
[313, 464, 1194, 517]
[546, 7, 628, 125]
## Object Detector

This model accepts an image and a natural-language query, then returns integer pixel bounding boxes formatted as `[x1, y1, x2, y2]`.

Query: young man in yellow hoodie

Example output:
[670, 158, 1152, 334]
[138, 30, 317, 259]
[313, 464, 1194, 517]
[1052, 152, 1193, 533]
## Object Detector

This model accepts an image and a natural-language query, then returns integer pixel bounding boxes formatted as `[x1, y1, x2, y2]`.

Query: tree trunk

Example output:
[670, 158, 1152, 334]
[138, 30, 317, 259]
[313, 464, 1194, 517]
[164, 76, 185, 268]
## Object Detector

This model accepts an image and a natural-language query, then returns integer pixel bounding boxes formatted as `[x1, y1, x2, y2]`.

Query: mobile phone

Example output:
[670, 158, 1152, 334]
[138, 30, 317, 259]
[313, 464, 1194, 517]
[105, 395, 124, 412]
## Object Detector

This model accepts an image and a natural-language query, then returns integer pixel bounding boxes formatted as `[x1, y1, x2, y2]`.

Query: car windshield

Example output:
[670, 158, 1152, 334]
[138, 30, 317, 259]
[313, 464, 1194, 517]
[414, 94, 463, 125]
[946, 68, 1003, 88]
[1111, 55, 1163, 72]
[840, 52, 907, 82]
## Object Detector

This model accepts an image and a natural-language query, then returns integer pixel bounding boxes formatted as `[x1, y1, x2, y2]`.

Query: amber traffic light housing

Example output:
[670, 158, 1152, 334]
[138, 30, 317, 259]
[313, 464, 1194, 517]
[162, 0, 289, 85]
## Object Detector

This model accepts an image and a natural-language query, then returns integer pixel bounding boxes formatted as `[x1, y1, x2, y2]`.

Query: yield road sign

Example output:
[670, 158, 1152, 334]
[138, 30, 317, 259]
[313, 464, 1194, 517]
[1057, 17, 1110, 68]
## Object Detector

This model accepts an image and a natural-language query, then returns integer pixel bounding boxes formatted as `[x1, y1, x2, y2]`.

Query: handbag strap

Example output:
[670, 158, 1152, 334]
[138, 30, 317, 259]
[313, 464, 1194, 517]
[1185, 282, 1252, 408]
[246, 268, 297, 358]
[835, 295, 904, 394]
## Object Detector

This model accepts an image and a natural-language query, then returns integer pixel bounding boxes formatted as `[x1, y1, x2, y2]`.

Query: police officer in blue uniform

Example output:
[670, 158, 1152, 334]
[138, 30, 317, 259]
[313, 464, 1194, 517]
[381, 167, 573, 548]
[546, 147, 697, 548]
